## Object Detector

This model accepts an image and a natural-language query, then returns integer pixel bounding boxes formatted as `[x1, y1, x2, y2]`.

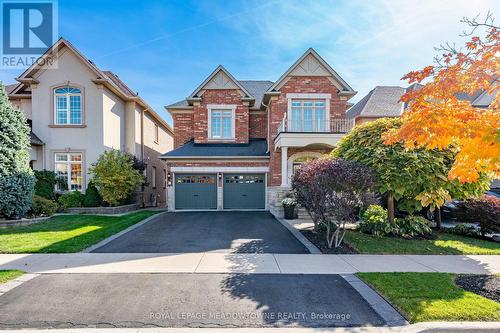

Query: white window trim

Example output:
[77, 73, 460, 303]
[286, 93, 331, 130]
[207, 104, 237, 141]
[54, 88, 83, 125]
[54, 152, 84, 191]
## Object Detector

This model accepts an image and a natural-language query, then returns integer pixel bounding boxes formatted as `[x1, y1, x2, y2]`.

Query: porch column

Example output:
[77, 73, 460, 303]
[281, 146, 288, 186]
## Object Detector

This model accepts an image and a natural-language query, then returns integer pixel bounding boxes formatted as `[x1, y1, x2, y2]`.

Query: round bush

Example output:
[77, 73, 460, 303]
[82, 181, 102, 207]
[358, 205, 394, 236]
[31, 195, 58, 216]
[58, 191, 84, 209]
[0, 173, 35, 219]
[395, 215, 432, 238]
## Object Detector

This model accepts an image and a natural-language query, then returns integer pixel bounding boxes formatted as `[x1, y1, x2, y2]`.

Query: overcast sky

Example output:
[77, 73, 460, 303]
[1, 0, 498, 124]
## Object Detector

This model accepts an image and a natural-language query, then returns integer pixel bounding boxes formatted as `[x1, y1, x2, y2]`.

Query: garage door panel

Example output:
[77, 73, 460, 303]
[175, 174, 217, 210]
[223, 174, 265, 209]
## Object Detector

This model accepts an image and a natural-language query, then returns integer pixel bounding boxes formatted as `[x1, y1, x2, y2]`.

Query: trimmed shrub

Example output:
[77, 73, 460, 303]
[90, 150, 143, 206]
[82, 181, 102, 207]
[58, 190, 84, 209]
[0, 173, 35, 218]
[358, 205, 393, 236]
[448, 223, 478, 237]
[34, 170, 57, 199]
[458, 195, 500, 236]
[31, 195, 58, 216]
[395, 215, 432, 238]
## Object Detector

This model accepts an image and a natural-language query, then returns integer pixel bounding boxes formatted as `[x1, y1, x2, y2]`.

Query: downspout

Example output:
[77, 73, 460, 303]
[262, 100, 270, 153]
[140, 109, 145, 161]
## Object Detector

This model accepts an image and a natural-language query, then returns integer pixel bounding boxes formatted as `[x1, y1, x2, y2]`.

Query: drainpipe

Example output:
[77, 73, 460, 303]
[262, 100, 270, 153]
[140, 108, 145, 161]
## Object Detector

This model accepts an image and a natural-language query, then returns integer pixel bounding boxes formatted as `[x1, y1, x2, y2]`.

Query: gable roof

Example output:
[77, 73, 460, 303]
[347, 83, 495, 119]
[346, 86, 406, 119]
[187, 65, 254, 102]
[266, 48, 356, 95]
[9, 38, 172, 134]
[166, 80, 273, 111]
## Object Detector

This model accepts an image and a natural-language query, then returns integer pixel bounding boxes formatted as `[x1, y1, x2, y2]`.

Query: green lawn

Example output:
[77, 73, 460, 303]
[357, 272, 500, 322]
[0, 270, 24, 284]
[0, 210, 160, 253]
[345, 231, 500, 255]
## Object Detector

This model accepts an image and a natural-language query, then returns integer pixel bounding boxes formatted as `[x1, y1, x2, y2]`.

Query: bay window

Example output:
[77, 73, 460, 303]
[55, 153, 83, 191]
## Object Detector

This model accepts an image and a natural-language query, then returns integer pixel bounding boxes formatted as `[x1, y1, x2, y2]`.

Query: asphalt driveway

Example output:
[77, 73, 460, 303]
[92, 211, 309, 254]
[0, 273, 384, 328]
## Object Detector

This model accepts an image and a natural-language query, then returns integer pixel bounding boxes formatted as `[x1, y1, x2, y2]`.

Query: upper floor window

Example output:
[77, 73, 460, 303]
[208, 105, 236, 140]
[290, 99, 326, 132]
[54, 87, 82, 125]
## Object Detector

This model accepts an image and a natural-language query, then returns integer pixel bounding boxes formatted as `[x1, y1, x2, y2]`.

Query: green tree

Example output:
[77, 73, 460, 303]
[332, 118, 489, 225]
[0, 84, 34, 218]
[90, 150, 144, 206]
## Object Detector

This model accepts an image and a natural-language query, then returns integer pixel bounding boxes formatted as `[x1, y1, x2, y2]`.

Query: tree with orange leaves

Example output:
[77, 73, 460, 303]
[384, 13, 499, 184]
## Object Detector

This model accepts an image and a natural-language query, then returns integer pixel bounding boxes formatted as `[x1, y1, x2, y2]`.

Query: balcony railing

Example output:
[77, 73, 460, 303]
[276, 117, 355, 136]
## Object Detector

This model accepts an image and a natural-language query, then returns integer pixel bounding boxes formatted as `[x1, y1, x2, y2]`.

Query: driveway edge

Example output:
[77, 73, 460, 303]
[81, 211, 168, 253]
[276, 217, 321, 254]
[0, 273, 39, 297]
[341, 274, 408, 327]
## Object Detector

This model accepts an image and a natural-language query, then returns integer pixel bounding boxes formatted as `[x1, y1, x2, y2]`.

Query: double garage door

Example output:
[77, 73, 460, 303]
[175, 174, 265, 210]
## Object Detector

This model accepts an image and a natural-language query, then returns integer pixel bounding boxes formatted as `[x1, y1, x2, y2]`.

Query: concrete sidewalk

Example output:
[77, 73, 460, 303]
[0, 253, 498, 274]
[2, 322, 500, 332]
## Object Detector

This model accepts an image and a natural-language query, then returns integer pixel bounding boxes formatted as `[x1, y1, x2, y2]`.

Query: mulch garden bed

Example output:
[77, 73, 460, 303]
[455, 274, 500, 302]
[300, 229, 358, 254]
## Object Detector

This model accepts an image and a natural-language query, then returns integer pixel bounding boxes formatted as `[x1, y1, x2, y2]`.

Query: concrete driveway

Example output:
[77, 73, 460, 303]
[0, 273, 384, 328]
[92, 211, 309, 254]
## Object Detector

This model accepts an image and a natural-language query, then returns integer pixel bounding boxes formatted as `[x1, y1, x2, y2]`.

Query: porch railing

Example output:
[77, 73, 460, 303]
[276, 117, 355, 136]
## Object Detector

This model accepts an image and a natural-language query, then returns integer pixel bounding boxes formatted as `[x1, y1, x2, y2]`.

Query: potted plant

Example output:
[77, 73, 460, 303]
[282, 197, 297, 220]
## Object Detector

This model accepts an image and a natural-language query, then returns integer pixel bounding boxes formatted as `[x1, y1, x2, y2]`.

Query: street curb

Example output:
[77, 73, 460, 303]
[0, 273, 39, 297]
[341, 274, 408, 327]
[276, 217, 321, 254]
[81, 211, 168, 253]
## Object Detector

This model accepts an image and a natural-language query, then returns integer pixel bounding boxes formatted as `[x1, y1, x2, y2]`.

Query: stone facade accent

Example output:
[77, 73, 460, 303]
[66, 203, 140, 215]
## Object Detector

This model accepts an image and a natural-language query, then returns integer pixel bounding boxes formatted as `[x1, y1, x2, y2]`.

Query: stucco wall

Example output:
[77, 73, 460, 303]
[102, 86, 126, 151]
[28, 46, 105, 189]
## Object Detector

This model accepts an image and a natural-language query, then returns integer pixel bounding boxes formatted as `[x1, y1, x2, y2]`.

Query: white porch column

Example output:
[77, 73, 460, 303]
[281, 146, 288, 186]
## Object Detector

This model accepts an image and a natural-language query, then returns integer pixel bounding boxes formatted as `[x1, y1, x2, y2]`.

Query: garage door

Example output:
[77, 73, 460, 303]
[175, 174, 217, 210]
[223, 174, 265, 209]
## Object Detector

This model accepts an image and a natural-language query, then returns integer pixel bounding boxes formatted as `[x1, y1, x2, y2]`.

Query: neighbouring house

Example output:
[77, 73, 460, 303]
[346, 83, 423, 125]
[348, 82, 499, 189]
[6, 38, 174, 207]
[161, 48, 357, 215]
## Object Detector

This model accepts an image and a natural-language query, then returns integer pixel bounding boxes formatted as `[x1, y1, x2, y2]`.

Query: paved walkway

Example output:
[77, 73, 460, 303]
[1, 253, 498, 274]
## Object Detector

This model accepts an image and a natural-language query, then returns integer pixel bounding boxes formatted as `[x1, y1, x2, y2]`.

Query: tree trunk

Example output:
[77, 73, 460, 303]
[436, 207, 442, 229]
[387, 192, 395, 224]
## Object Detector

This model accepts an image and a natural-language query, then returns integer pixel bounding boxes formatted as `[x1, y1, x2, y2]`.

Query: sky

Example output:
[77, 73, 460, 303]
[1, 0, 498, 124]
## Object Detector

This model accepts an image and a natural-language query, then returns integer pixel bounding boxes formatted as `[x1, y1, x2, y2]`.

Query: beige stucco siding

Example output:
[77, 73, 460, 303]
[102, 86, 126, 151]
[28, 46, 105, 189]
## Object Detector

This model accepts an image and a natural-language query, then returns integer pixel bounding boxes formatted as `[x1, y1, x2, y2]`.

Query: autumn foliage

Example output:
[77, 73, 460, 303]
[384, 18, 499, 183]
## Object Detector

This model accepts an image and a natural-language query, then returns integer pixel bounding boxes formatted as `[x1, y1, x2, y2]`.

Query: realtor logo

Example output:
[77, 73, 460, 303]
[0, 0, 57, 68]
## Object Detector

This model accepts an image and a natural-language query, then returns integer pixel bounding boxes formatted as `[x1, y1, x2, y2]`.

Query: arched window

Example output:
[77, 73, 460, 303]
[54, 87, 82, 125]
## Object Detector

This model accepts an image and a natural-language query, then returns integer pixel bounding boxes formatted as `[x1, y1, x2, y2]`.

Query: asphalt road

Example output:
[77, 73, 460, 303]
[92, 211, 309, 254]
[0, 273, 384, 328]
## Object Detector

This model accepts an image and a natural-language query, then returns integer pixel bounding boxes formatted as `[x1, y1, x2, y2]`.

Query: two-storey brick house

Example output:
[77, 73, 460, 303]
[161, 48, 356, 215]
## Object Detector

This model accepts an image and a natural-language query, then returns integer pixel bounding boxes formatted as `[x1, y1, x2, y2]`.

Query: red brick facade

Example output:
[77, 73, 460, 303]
[266, 76, 349, 186]
[193, 89, 249, 144]
[167, 61, 352, 189]
[249, 112, 267, 138]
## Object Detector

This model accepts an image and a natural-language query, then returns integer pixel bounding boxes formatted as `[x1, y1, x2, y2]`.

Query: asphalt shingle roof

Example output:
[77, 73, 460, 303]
[161, 138, 269, 158]
[166, 80, 274, 110]
[30, 131, 44, 146]
[346, 86, 405, 119]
